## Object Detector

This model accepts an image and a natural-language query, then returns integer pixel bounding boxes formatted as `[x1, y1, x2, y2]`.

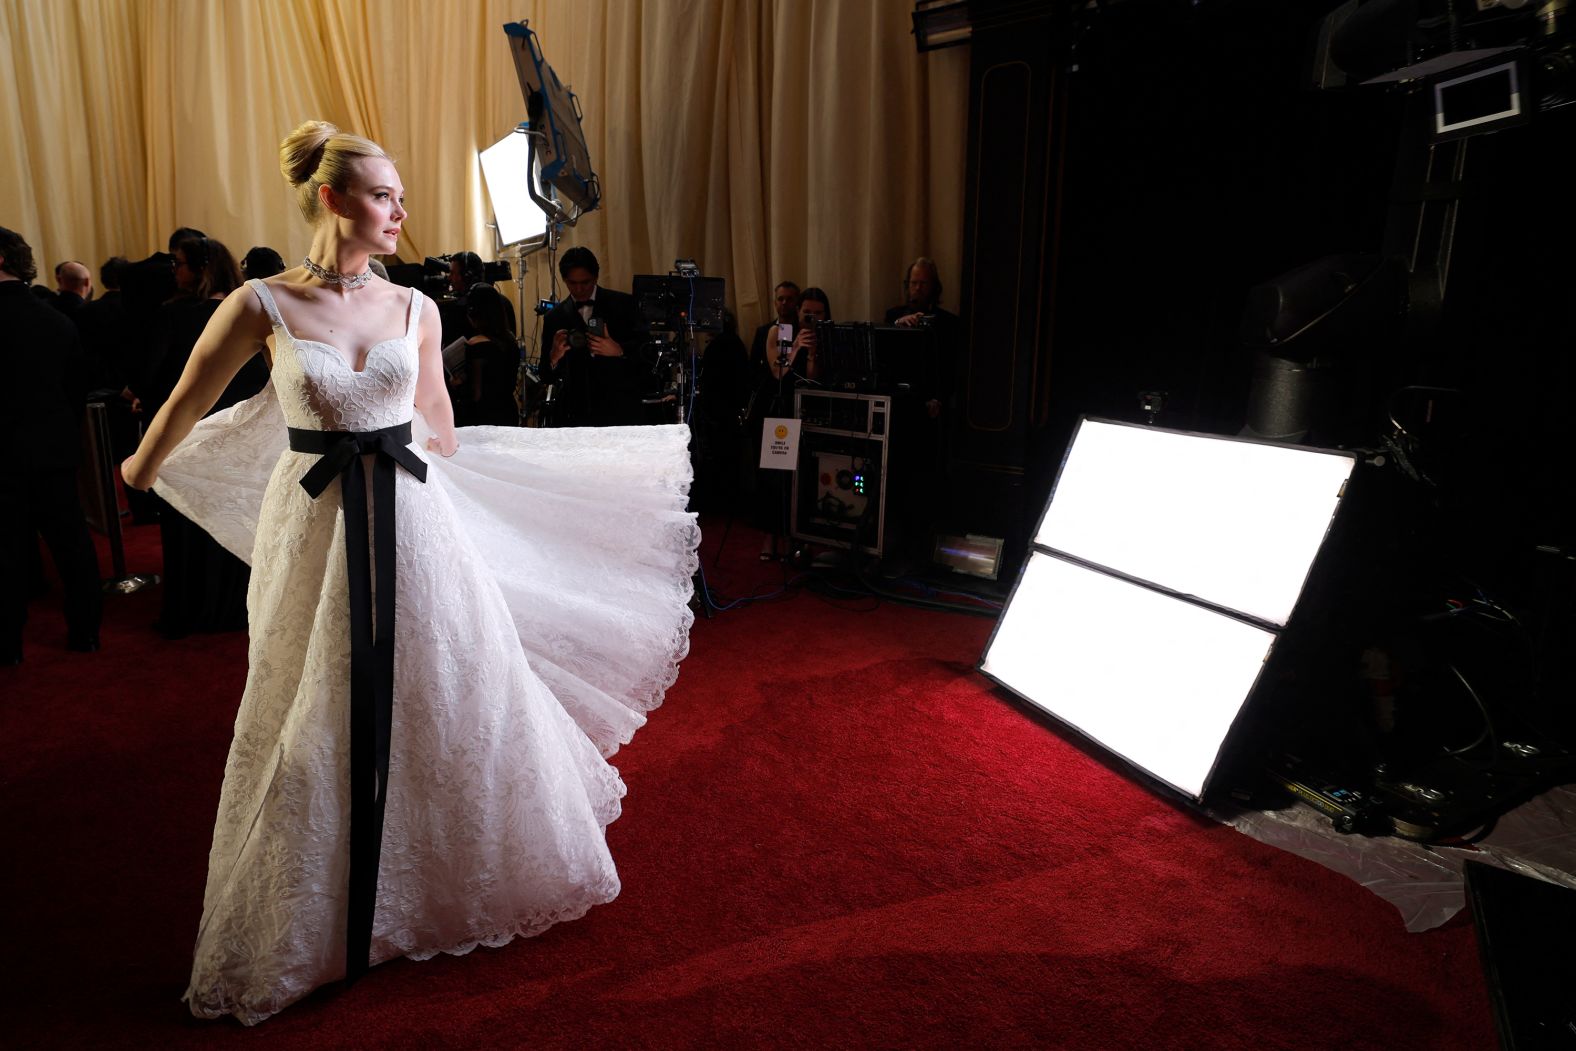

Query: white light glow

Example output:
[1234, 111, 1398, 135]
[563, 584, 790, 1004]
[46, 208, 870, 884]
[479, 132, 546, 248]
[1036, 420, 1353, 626]
[981, 553, 1276, 800]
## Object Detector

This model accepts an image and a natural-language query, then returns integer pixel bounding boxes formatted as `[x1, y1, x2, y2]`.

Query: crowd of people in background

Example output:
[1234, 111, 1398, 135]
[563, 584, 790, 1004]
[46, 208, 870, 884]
[691, 257, 960, 561]
[2, 215, 959, 662]
[1, 224, 289, 661]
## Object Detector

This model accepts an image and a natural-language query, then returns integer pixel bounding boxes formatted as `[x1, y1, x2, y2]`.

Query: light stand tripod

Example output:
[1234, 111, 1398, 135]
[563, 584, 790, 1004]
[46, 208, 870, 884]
[491, 213, 561, 424]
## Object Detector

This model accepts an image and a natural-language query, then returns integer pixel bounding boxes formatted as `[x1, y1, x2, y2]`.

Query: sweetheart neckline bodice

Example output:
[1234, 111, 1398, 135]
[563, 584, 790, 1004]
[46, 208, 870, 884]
[247, 279, 423, 432]
[289, 336, 409, 376]
[248, 277, 418, 375]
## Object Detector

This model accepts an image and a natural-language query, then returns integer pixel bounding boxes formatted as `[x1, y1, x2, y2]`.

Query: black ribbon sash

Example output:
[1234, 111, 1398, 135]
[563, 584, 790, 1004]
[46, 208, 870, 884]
[287, 421, 428, 984]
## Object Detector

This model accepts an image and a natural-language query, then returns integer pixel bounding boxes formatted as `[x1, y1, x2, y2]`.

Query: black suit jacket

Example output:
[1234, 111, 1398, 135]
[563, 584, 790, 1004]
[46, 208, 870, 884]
[51, 291, 87, 320]
[2, 282, 92, 473]
[540, 286, 647, 427]
[882, 304, 961, 406]
[73, 290, 127, 391]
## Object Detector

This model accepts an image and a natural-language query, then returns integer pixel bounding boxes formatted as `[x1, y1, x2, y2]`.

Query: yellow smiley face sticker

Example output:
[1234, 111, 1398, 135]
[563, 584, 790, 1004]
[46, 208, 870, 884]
[774, 425, 789, 440]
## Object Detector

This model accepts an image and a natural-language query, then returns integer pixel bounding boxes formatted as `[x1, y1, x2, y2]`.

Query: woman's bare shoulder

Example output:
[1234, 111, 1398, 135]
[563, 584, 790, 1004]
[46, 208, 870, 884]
[201, 282, 275, 348]
[257, 268, 314, 304]
[415, 288, 443, 328]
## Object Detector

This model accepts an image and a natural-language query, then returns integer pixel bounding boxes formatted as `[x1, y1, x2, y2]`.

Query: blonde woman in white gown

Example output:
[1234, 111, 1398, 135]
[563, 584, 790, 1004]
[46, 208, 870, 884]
[122, 121, 698, 1025]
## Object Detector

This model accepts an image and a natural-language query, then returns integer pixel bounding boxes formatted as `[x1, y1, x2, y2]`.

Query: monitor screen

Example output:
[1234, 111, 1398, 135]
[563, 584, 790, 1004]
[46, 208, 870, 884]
[1433, 58, 1527, 141]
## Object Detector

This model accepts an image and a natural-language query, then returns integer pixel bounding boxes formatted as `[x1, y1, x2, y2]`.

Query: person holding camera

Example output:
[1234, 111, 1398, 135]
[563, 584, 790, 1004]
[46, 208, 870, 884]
[540, 246, 645, 427]
[884, 256, 961, 421]
[748, 280, 800, 370]
[883, 257, 961, 553]
[745, 287, 830, 559]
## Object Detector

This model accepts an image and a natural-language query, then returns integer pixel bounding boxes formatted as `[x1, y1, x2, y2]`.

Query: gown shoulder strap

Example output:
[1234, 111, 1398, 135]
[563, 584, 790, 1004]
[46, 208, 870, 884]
[405, 286, 423, 341]
[248, 278, 286, 330]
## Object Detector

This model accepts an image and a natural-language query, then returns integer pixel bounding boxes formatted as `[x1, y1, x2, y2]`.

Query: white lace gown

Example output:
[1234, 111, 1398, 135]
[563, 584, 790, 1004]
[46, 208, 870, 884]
[154, 280, 698, 1025]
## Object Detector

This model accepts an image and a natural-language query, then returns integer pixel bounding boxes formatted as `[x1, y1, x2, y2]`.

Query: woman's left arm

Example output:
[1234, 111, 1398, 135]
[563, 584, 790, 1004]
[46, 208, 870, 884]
[413, 293, 459, 456]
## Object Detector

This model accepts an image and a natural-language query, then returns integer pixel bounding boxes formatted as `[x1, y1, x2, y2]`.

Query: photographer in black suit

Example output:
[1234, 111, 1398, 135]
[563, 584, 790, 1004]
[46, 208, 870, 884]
[540, 246, 646, 427]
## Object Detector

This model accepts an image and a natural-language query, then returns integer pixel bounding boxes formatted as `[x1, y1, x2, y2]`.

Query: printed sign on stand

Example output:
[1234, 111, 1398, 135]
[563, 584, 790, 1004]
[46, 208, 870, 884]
[759, 417, 801, 470]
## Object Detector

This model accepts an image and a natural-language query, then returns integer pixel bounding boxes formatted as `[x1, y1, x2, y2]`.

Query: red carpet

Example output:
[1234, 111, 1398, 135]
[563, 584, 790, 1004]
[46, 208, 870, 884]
[3, 518, 1494, 1049]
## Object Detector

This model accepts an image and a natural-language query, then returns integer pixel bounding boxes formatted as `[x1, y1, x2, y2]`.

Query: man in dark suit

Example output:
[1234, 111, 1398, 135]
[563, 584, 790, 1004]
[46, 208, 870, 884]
[73, 256, 128, 388]
[540, 246, 647, 427]
[50, 260, 93, 319]
[883, 256, 962, 420]
[748, 280, 800, 372]
[0, 226, 103, 662]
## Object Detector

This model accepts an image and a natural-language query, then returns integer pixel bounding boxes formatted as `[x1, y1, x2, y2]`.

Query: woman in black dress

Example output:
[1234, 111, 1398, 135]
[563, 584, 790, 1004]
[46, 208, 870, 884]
[145, 237, 268, 636]
[746, 287, 829, 559]
[449, 282, 520, 427]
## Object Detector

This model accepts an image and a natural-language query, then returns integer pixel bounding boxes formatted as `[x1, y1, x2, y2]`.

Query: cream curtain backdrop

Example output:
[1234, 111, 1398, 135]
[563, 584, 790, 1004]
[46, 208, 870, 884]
[1, 0, 965, 345]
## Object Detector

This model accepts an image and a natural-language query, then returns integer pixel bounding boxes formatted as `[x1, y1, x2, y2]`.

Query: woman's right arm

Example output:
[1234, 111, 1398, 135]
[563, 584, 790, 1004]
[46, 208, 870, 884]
[122, 288, 271, 490]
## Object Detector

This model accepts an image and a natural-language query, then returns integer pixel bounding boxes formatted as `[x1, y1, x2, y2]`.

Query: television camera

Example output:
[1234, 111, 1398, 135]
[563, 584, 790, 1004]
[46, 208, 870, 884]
[629, 260, 728, 423]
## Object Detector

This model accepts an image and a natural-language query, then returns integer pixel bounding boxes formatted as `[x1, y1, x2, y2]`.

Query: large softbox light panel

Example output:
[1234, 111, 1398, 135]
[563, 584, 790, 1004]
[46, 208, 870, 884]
[479, 131, 548, 249]
[980, 418, 1357, 802]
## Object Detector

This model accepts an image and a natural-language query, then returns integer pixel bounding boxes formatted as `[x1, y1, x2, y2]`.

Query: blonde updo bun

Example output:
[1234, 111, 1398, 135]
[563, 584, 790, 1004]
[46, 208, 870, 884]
[278, 120, 391, 225]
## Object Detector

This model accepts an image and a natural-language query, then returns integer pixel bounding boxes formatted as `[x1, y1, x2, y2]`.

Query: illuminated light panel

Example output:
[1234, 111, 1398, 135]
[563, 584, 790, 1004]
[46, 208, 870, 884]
[1036, 420, 1355, 627]
[479, 132, 547, 248]
[981, 552, 1276, 801]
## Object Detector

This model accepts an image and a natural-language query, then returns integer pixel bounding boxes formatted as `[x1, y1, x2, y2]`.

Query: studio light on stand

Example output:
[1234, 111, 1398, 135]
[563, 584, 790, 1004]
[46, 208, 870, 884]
[483, 20, 603, 415]
[479, 130, 553, 353]
[980, 418, 1357, 803]
[479, 131, 550, 254]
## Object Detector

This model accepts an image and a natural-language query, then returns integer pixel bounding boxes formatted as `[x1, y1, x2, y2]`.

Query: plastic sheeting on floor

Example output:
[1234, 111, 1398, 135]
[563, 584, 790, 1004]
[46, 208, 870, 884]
[1212, 784, 1576, 931]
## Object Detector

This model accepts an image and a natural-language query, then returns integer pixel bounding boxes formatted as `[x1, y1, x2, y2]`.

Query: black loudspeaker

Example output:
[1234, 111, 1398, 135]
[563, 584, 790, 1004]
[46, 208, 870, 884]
[1465, 860, 1576, 1050]
[791, 391, 890, 557]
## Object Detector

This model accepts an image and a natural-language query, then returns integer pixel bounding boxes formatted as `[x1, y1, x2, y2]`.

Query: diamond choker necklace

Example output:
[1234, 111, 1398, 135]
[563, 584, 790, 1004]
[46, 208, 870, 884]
[302, 256, 373, 290]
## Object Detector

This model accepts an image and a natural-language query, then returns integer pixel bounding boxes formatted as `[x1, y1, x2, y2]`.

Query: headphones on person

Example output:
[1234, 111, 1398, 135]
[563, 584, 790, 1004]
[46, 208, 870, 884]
[901, 258, 942, 303]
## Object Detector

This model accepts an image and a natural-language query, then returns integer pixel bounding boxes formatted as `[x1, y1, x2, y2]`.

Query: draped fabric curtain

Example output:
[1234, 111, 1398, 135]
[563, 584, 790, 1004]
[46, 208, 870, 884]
[1, 0, 966, 346]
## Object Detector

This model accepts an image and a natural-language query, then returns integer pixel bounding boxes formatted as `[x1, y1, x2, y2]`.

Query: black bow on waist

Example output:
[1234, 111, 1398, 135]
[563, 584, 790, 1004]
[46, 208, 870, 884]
[287, 420, 427, 984]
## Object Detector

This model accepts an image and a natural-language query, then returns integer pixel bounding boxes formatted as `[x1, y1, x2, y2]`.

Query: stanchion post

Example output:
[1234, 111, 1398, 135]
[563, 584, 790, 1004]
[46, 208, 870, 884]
[84, 400, 158, 595]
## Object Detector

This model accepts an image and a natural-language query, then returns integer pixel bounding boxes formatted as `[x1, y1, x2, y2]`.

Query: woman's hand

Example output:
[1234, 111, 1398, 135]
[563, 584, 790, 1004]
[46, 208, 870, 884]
[121, 454, 155, 491]
[426, 433, 460, 458]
